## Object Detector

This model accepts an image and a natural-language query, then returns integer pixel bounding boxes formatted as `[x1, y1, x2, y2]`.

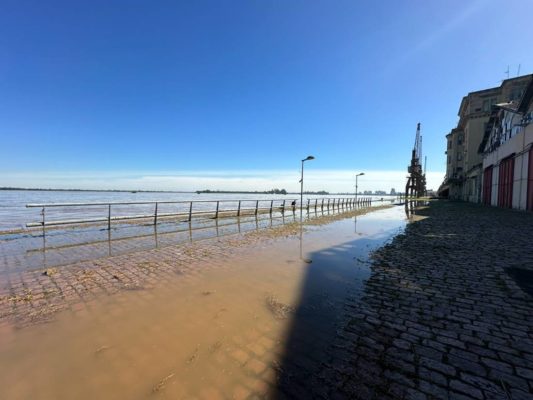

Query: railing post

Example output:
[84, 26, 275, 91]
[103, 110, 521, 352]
[255, 200, 259, 216]
[281, 200, 285, 215]
[188, 201, 193, 221]
[108, 204, 111, 230]
[215, 201, 219, 219]
[237, 200, 241, 217]
[42, 206, 45, 232]
[154, 202, 158, 225]
[321, 198, 324, 211]
[314, 199, 318, 211]
[270, 200, 273, 215]
[327, 198, 330, 210]
[306, 199, 310, 213]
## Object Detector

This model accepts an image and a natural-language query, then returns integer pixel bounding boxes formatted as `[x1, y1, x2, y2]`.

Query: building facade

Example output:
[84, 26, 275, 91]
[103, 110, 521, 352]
[440, 75, 531, 203]
[480, 76, 533, 211]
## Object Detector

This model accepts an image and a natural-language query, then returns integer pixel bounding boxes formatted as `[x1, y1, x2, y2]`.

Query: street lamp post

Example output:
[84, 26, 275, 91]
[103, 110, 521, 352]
[355, 172, 365, 205]
[300, 156, 315, 221]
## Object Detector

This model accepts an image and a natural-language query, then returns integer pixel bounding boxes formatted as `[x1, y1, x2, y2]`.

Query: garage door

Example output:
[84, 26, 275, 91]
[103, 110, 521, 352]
[498, 156, 514, 208]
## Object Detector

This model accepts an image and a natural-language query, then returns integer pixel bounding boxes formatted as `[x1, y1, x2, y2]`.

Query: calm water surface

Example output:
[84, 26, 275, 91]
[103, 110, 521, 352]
[0, 190, 393, 231]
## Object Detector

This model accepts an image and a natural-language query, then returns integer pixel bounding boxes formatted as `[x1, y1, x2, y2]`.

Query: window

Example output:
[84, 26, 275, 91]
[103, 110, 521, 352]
[457, 153, 462, 161]
[448, 155, 451, 164]
[509, 88, 523, 101]
[448, 140, 452, 149]
[457, 134, 464, 145]
[482, 97, 497, 112]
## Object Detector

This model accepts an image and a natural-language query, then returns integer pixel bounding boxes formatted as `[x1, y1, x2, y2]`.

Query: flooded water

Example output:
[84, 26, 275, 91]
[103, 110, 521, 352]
[0, 201, 394, 275]
[0, 206, 407, 399]
[0, 190, 395, 232]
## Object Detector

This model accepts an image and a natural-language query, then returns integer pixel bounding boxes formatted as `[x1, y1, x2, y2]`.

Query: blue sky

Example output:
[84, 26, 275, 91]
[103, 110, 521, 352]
[1, 0, 532, 192]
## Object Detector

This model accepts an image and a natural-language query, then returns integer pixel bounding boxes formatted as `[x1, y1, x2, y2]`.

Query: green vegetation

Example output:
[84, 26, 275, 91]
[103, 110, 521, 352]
[196, 189, 331, 195]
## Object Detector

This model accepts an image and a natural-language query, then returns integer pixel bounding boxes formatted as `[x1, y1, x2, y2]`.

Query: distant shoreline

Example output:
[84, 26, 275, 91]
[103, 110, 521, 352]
[0, 187, 400, 196]
[0, 187, 192, 193]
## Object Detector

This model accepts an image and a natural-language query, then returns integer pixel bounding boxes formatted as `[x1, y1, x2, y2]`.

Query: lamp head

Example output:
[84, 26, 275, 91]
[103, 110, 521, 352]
[357, 172, 365, 176]
[303, 155, 315, 162]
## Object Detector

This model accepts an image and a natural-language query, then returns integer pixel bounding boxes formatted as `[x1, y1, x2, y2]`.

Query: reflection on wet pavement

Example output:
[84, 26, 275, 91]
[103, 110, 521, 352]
[0, 203, 394, 274]
[0, 206, 407, 399]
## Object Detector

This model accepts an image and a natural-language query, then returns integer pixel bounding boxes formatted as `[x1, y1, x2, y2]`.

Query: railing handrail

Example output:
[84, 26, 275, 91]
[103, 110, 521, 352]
[26, 198, 299, 208]
[25, 196, 377, 229]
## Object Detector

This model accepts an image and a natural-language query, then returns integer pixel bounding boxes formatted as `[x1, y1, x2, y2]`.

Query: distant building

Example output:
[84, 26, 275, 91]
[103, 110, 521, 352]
[390, 188, 396, 196]
[479, 76, 533, 210]
[440, 75, 531, 201]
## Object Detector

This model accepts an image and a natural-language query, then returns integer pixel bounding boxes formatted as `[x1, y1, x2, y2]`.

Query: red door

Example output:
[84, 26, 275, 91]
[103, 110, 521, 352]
[527, 147, 533, 211]
[498, 156, 514, 208]
[483, 166, 493, 205]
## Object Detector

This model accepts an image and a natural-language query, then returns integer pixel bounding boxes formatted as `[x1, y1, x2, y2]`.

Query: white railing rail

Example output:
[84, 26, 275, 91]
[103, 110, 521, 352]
[26, 197, 374, 229]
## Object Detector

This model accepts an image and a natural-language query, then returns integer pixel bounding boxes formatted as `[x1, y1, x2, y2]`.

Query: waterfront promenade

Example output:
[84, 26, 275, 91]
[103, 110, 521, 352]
[306, 201, 533, 400]
[0, 201, 532, 399]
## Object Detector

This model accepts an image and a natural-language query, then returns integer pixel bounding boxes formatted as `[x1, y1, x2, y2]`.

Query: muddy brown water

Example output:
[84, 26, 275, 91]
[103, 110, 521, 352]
[0, 206, 408, 399]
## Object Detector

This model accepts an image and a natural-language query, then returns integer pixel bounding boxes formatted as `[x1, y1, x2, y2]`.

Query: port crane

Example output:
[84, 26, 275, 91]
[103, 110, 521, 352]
[405, 123, 427, 199]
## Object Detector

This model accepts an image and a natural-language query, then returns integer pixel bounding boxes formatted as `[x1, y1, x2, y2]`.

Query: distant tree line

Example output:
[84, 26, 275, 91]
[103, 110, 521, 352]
[196, 189, 330, 195]
[196, 189, 288, 194]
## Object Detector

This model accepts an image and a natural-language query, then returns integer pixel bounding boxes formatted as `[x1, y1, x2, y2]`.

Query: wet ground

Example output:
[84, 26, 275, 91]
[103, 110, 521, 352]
[3, 201, 532, 399]
[0, 202, 391, 274]
[0, 205, 405, 399]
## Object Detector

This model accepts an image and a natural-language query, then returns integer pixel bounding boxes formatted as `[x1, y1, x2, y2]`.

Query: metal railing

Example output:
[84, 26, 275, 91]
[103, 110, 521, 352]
[26, 197, 374, 230]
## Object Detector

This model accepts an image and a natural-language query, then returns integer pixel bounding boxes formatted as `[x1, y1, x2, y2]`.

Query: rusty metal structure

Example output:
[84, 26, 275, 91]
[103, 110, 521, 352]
[405, 123, 427, 199]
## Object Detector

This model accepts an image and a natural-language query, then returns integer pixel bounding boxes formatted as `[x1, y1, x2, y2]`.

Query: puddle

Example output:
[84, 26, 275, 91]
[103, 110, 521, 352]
[0, 206, 407, 399]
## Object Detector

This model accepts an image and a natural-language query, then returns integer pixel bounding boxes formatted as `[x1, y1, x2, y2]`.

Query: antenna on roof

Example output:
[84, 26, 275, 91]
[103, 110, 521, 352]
[517, 64, 521, 77]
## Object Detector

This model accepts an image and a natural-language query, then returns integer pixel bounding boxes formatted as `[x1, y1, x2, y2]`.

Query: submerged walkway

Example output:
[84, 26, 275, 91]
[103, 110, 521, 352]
[1, 202, 532, 399]
[305, 201, 533, 400]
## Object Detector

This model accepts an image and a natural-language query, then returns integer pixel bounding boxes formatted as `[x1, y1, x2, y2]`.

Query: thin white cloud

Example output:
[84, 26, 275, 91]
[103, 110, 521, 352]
[384, 0, 487, 76]
[1, 169, 445, 192]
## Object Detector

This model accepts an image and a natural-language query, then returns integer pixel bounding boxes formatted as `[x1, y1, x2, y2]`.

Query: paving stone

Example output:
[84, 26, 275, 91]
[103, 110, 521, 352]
[4, 200, 533, 399]
[419, 357, 456, 377]
[418, 380, 449, 400]
[509, 389, 533, 400]
[481, 357, 514, 374]
[515, 366, 533, 380]
[449, 379, 483, 399]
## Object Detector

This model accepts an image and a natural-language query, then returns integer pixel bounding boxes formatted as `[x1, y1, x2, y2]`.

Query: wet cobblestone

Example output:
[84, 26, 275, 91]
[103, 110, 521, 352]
[2, 202, 532, 399]
[296, 201, 533, 400]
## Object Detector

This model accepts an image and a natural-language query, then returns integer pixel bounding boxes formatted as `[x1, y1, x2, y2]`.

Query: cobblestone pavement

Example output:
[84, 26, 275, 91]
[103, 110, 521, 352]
[285, 201, 533, 400]
[0, 205, 387, 329]
[0, 205, 398, 400]
[2, 202, 533, 400]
